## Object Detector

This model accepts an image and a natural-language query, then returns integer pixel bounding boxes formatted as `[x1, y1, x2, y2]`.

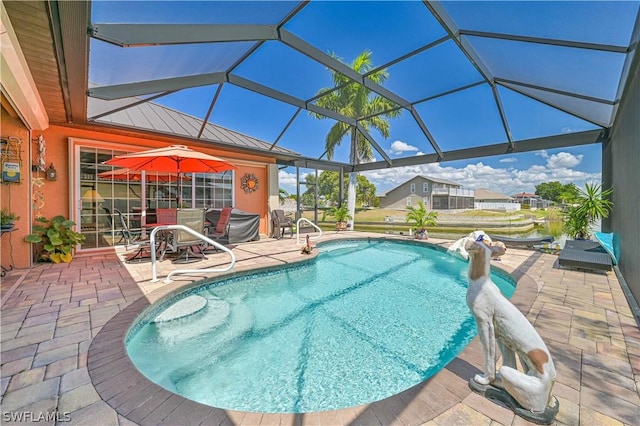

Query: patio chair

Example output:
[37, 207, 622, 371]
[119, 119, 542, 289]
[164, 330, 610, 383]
[203, 206, 232, 253]
[114, 209, 156, 263]
[113, 208, 142, 247]
[163, 208, 207, 264]
[156, 208, 177, 225]
[207, 207, 232, 239]
[271, 209, 294, 239]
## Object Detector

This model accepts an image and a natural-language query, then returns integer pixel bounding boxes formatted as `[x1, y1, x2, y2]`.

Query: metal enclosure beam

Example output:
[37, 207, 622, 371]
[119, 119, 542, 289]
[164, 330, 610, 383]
[90, 23, 279, 46]
[354, 129, 605, 172]
[499, 82, 610, 128]
[55, 0, 91, 123]
[88, 73, 228, 100]
[278, 29, 412, 110]
[425, 1, 515, 150]
[458, 29, 629, 53]
[356, 124, 393, 165]
[410, 106, 443, 159]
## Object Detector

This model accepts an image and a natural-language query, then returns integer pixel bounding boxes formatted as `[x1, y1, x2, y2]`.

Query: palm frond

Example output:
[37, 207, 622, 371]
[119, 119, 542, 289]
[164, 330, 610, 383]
[311, 50, 403, 162]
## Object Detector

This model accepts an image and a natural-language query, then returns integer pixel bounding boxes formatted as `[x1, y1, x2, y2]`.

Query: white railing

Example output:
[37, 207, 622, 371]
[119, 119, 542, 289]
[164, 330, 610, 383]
[296, 218, 322, 244]
[150, 225, 235, 283]
[474, 202, 521, 212]
[432, 188, 475, 197]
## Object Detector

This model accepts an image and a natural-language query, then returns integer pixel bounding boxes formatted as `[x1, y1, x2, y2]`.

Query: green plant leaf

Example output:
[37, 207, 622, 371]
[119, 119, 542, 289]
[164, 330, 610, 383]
[49, 236, 63, 246]
[24, 234, 43, 243]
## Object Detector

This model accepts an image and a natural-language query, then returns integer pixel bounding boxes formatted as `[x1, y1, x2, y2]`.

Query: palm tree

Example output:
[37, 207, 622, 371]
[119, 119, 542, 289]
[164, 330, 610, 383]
[406, 201, 438, 239]
[312, 50, 401, 229]
[278, 188, 289, 204]
[563, 182, 613, 239]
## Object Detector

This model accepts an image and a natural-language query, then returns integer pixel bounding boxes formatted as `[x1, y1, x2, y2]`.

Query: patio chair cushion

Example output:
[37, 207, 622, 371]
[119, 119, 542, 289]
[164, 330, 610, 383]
[594, 232, 618, 265]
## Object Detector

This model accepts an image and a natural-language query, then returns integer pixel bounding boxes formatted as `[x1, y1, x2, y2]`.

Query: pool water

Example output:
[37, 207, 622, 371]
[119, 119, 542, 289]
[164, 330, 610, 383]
[126, 239, 515, 413]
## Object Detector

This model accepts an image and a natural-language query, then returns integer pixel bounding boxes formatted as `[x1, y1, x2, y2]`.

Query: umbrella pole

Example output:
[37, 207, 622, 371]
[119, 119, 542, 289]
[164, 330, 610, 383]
[176, 161, 181, 208]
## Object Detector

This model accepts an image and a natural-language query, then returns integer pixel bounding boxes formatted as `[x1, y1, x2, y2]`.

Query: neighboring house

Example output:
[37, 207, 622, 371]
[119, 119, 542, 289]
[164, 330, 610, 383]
[474, 188, 520, 211]
[378, 176, 474, 210]
[512, 192, 553, 209]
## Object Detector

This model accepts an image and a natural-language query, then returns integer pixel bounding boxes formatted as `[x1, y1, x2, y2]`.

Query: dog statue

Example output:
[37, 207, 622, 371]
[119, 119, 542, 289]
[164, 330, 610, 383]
[464, 237, 557, 416]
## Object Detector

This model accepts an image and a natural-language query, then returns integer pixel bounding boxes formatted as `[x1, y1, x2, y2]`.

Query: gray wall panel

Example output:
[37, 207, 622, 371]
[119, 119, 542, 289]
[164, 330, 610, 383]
[606, 54, 640, 307]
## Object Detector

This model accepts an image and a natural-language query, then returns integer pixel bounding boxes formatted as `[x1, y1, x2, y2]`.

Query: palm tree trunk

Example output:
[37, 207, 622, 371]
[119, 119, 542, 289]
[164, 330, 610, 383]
[347, 128, 357, 230]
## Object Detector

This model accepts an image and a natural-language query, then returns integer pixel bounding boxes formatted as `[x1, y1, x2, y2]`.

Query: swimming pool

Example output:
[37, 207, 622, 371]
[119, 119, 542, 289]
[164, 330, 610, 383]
[126, 239, 515, 413]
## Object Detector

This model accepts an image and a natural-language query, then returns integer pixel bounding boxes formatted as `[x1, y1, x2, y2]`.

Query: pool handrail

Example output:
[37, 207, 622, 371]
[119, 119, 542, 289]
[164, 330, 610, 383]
[296, 218, 322, 245]
[149, 225, 235, 283]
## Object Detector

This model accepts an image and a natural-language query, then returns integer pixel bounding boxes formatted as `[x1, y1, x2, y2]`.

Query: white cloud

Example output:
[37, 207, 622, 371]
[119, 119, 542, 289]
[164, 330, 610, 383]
[535, 150, 549, 159]
[499, 157, 517, 163]
[389, 140, 419, 155]
[546, 152, 582, 168]
[362, 151, 600, 196]
[278, 150, 599, 197]
[278, 170, 298, 193]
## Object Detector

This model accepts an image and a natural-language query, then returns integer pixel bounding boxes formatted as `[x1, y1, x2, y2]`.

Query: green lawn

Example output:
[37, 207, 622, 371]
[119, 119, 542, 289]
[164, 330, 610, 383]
[301, 207, 561, 222]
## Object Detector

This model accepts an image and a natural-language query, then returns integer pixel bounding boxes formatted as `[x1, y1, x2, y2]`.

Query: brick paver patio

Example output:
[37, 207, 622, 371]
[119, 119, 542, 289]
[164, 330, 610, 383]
[1, 232, 638, 425]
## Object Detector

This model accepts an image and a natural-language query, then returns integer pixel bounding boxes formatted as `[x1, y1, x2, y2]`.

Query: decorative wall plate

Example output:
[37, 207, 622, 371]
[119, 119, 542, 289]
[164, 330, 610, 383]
[241, 173, 259, 193]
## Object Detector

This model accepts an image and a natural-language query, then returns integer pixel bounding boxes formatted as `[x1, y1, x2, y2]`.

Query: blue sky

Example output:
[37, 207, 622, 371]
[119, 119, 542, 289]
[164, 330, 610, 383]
[90, 1, 638, 197]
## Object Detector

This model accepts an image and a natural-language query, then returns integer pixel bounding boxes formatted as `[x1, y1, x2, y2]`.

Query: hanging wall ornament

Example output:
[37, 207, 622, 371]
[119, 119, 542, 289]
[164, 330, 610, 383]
[36, 135, 46, 172]
[240, 173, 259, 194]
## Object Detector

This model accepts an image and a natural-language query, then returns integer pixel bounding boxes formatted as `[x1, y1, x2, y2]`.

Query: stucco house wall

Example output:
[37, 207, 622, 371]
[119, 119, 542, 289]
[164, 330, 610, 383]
[379, 175, 473, 210]
[1, 121, 278, 268]
[378, 176, 434, 210]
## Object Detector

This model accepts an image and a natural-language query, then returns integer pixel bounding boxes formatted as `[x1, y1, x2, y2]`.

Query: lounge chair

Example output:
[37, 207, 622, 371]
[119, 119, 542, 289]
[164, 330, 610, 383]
[489, 235, 554, 249]
[271, 209, 294, 239]
[558, 239, 612, 272]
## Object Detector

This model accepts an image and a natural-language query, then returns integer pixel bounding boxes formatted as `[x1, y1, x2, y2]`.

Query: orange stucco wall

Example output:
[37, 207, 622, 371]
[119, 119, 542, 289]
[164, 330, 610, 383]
[234, 165, 268, 232]
[1, 110, 32, 269]
[2, 121, 275, 269]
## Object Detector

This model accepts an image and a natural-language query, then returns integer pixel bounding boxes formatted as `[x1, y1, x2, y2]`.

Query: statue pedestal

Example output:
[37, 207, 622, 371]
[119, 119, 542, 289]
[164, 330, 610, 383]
[468, 379, 559, 425]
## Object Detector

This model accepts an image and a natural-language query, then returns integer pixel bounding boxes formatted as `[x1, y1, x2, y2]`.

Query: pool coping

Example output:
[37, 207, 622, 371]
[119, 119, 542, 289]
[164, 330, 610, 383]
[87, 238, 538, 425]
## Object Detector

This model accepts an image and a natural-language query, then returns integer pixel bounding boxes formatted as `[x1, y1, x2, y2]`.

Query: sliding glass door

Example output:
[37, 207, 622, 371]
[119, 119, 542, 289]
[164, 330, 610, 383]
[76, 144, 234, 251]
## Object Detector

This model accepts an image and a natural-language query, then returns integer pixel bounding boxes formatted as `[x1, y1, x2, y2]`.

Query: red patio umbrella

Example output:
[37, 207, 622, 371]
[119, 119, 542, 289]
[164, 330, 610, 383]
[104, 145, 236, 174]
[104, 144, 236, 206]
[98, 169, 188, 182]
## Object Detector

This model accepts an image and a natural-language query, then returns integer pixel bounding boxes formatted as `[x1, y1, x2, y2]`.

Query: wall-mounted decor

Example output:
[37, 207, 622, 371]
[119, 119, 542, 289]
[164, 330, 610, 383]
[45, 163, 57, 181]
[240, 173, 259, 194]
[1, 137, 22, 184]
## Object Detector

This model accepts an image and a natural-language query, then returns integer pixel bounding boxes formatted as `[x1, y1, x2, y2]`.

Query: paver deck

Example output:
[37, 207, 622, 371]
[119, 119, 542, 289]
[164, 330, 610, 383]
[1, 232, 639, 425]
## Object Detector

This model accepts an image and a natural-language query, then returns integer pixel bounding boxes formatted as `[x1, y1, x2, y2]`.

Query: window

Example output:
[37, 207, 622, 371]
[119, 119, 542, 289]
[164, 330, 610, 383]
[433, 198, 441, 208]
[423, 197, 429, 206]
[192, 172, 233, 209]
[410, 183, 415, 193]
[406, 197, 412, 206]
[77, 145, 233, 251]
[423, 182, 429, 192]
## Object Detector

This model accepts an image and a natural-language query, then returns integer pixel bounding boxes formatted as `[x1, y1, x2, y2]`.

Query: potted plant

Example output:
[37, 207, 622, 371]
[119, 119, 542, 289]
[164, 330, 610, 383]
[322, 205, 352, 231]
[562, 183, 613, 240]
[1, 209, 19, 230]
[24, 215, 86, 263]
[406, 201, 438, 240]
